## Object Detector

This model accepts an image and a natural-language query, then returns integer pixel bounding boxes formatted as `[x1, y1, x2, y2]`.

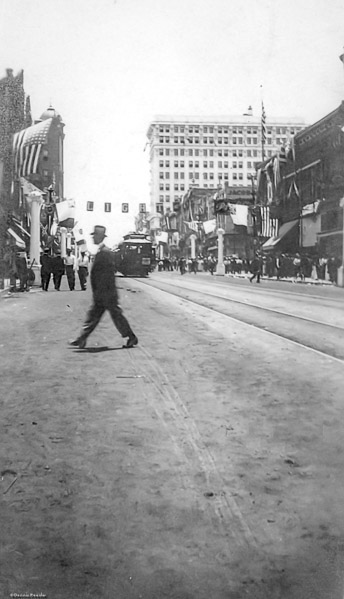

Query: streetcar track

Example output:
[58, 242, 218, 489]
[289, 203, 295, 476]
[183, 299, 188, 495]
[135, 278, 344, 365]
[127, 345, 259, 550]
[143, 278, 344, 332]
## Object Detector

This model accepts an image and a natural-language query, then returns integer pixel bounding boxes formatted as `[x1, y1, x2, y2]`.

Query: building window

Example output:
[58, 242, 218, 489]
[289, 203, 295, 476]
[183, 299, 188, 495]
[218, 161, 222, 168]
[189, 172, 194, 179]
[195, 149, 199, 156]
[203, 173, 208, 179]
[195, 173, 199, 179]
[239, 162, 243, 168]
[209, 161, 214, 168]
[181, 184, 185, 191]
[166, 195, 170, 202]
[159, 149, 164, 156]
[180, 161, 184, 167]
[165, 160, 170, 167]
[180, 173, 184, 179]
[239, 173, 243, 180]
[189, 149, 193, 156]
[180, 149, 184, 156]
[203, 161, 208, 168]
[189, 161, 193, 167]
[160, 172, 164, 179]
[174, 172, 179, 179]
[165, 172, 170, 179]
[156, 203, 163, 213]
[174, 149, 178, 156]
[232, 161, 237, 168]
[159, 161, 163, 167]
[233, 173, 237, 180]
[210, 173, 214, 180]
[218, 150, 222, 157]
[159, 184, 164, 191]
[203, 149, 208, 156]
[166, 184, 170, 190]
[195, 161, 199, 168]
[174, 184, 179, 190]
[174, 161, 178, 167]
[159, 195, 164, 201]
[87, 201, 94, 211]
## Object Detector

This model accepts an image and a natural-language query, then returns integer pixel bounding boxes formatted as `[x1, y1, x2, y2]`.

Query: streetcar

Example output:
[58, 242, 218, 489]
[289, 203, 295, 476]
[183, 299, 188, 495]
[114, 233, 155, 277]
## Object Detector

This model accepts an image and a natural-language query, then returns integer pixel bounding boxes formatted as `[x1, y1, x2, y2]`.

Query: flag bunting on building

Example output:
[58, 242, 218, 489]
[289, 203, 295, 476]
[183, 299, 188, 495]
[13, 118, 52, 177]
[203, 219, 216, 234]
[56, 199, 76, 227]
[259, 206, 279, 237]
[184, 220, 199, 232]
[228, 204, 249, 227]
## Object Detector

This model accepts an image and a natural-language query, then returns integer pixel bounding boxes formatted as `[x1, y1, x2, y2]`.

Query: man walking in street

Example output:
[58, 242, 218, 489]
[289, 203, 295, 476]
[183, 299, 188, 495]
[249, 252, 263, 283]
[69, 225, 138, 350]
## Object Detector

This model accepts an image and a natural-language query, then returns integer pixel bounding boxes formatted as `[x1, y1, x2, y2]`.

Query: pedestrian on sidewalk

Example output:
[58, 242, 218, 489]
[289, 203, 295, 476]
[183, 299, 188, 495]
[77, 251, 89, 290]
[40, 248, 52, 291]
[51, 250, 65, 290]
[15, 251, 29, 291]
[64, 249, 76, 290]
[69, 225, 138, 350]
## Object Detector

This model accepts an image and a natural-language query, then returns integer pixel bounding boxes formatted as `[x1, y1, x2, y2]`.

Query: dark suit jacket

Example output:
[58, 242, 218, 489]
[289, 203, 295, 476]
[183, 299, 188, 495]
[90, 246, 117, 301]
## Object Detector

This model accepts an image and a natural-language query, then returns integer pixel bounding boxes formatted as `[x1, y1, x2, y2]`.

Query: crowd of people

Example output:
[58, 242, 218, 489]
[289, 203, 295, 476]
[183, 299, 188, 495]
[6, 248, 91, 292]
[40, 248, 90, 291]
[155, 252, 342, 284]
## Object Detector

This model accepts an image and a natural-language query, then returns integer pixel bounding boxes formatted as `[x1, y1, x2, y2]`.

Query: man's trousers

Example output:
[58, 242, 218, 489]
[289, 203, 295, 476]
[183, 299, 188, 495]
[80, 296, 133, 341]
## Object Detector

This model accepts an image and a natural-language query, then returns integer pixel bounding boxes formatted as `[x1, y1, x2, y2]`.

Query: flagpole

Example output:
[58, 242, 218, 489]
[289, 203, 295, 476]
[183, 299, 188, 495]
[260, 86, 266, 162]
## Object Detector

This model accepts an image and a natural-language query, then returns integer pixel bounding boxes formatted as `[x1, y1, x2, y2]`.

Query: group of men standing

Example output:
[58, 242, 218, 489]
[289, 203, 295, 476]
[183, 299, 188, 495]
[40, 248, 89, 291]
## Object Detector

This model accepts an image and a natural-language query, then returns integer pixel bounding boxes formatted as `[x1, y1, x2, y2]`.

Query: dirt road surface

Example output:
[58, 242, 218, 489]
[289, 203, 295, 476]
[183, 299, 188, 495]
[1, 275, 344, 599]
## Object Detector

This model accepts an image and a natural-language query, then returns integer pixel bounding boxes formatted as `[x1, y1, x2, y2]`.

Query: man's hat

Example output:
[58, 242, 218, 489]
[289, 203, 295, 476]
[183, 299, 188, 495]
[90, 225, 107, 237]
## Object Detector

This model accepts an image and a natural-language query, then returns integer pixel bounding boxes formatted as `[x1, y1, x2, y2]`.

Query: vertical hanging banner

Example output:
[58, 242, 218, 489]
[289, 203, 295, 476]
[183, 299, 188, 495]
[122, 203, 129, 213]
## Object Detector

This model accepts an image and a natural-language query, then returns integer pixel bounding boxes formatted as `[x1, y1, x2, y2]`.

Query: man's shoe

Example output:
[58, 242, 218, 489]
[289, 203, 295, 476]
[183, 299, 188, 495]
[69, 338, 87, 349]
[125, 334, 138, 348]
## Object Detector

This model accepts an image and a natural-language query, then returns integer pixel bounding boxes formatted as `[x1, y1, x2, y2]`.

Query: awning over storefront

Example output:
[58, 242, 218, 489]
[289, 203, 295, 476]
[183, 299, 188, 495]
[7, 227, 26, 249]
[261, 219, 299, 251]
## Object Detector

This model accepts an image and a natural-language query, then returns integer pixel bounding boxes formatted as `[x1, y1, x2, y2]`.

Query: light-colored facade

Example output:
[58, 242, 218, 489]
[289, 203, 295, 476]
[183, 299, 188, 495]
[146, 110, 306, 215]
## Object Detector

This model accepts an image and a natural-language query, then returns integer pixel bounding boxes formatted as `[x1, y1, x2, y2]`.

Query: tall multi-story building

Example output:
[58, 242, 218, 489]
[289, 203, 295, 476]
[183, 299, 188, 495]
[146, 109, 306, 215]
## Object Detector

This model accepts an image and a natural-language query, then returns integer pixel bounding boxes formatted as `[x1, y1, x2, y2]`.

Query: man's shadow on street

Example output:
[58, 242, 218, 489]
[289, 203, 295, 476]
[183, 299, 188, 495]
[73, 346, 124, 353]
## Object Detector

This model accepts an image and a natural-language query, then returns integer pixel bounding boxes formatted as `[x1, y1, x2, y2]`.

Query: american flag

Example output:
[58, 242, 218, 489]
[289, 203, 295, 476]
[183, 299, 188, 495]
[260, 205, 279, 238]
[13, 118, 52, 177]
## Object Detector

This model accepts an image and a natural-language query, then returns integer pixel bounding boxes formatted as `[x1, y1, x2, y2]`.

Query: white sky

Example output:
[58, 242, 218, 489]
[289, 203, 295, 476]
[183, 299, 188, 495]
[1, 0, 344, 246]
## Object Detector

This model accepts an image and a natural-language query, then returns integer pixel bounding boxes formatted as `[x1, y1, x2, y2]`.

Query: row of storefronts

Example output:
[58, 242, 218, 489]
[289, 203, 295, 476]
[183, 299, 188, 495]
[146, 102, 344, 277]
